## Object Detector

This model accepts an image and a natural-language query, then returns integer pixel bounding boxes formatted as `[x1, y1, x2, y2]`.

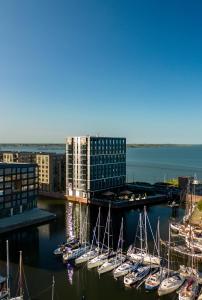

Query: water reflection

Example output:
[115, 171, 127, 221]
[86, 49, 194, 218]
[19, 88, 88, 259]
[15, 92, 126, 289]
[0, 199, 185, 300]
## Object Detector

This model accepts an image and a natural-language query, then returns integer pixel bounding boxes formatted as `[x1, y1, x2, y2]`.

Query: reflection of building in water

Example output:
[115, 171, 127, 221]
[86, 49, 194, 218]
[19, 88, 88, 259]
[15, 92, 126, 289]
[0, 227, 39, 265]
[38, 224, 50, 239]
[66, 262, 74, 285]
[65, 202, 90, 242]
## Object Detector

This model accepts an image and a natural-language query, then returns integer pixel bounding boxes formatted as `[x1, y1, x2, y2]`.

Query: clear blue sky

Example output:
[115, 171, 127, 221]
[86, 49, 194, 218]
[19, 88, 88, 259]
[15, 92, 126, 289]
[0, 0, 202, 143]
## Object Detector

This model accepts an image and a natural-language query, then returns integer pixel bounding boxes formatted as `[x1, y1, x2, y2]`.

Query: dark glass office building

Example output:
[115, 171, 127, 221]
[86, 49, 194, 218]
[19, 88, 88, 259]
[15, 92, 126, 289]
[0, 163, 38, 217]
[66, 136, 126, 199]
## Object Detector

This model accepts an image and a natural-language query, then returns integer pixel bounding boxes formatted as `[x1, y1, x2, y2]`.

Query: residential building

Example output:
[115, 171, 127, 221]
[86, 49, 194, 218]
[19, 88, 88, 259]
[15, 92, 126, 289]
[36, 153, 65, 194]
[66, 136, 126, 199]
[0, 163, 38, 217]
[1, 151, 65, 195]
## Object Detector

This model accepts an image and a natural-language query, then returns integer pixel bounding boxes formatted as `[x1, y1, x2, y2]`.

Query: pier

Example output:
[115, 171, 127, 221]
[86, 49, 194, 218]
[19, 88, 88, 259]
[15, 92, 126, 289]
[0, 208, 56, 234]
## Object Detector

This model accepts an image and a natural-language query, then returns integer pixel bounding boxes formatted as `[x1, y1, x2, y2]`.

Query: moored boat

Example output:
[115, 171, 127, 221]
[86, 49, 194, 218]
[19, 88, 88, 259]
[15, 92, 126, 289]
[178, 277, 198, 300]
[158, 274, 185, 296]
[113, 261, 140, 278]
[145, 268, 167, 290]
[124, 265, 151, 286]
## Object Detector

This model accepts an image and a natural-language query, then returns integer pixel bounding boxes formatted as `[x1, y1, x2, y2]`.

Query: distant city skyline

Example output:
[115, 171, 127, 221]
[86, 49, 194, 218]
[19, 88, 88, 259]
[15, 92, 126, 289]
[0, 0, 202, 143]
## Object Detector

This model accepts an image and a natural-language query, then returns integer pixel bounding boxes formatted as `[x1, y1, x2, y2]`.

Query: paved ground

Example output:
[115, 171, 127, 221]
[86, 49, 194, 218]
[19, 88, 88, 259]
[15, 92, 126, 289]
[0, 208, 56, 234]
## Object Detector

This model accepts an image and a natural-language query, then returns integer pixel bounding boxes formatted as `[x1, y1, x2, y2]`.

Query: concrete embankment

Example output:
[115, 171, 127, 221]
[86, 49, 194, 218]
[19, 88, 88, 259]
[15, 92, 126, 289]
[0, 208, 56, 234]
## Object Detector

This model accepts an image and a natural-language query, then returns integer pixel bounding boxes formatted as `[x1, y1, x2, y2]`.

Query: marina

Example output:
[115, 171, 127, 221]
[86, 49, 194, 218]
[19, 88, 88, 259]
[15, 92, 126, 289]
[0, 198, 186, 300]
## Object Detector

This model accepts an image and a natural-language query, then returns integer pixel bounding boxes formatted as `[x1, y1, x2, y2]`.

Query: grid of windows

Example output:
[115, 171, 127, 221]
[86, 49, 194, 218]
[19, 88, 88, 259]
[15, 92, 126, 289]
[0, 163, 38, 217]
[66, 136, 126, 197]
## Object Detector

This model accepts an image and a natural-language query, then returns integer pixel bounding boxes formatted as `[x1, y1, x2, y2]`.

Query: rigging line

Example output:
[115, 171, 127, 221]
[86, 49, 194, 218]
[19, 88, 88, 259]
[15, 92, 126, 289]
[22, 264, 30, 299]
[146, 214, 159, 256]
[31, 285, 52, 298]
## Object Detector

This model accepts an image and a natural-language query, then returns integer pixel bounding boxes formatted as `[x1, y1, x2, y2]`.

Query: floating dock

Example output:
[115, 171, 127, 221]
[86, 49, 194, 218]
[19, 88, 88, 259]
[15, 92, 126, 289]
[89, 194, 168, 208]
[0, 208, 56, 234]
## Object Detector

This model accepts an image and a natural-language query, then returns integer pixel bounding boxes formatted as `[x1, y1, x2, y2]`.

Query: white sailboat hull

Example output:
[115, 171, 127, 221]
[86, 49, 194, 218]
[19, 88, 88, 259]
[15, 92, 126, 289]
[113, 261, 139, 278]
[98, 255, 125, 275]
[128, 252, 160, 265]
[87, 253, 110, 269]
[158, 275, 185, 296]
[75, 249, 98, 265]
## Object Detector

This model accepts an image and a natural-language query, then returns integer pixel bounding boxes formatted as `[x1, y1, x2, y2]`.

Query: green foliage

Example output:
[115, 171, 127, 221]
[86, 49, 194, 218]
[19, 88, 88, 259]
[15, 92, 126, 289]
[197, 200, 202, 211]
[166, 178, 179, 187]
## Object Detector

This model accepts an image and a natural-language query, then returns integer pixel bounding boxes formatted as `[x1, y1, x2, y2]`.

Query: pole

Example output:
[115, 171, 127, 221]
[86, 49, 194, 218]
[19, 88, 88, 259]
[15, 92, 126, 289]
[19, 251, 23, 298]
[51, 275, 55, 300]
[144, 206, 148, 253]
[6, 240, 10, 298]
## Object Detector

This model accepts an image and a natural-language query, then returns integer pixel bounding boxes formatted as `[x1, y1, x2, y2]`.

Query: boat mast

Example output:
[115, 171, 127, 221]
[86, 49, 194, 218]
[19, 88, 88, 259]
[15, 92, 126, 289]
[168, 223, 171, 276]
[157, 217, 160, 258]
[140, 213, 143, 256]
[19, 251, 23, 298]
[6, 240, 10, 298]
[108, 203, 111, 253]
[97, 207, 101, 252]
[51, 275, 55, 300]
[85, 206, 88, 249]
[144, 206, 148, 254]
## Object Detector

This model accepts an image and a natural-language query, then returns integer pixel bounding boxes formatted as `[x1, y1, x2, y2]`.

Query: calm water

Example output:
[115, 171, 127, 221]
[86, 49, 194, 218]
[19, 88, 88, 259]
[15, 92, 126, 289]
[1, 144, 202, 182]
[0, 145, 201, 300]
[0, 200, 184, 300]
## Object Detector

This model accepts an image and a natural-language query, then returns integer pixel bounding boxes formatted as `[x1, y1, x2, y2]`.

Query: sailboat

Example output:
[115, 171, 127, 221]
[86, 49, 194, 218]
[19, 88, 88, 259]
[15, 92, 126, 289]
[63, 206, 90, 263]
[97, 218, 126, 275]
[10, 251, 24, 300]
[75, 207, 101, 265]
[158, 224, 185, 296]
[0, 240, 9, 300]
[124, 265, 151, 286]
[127, 207, 160, 265]
[145, 219, 167, 290]
[178, 277, 198, 300]
[113, 261, 140, 278]
[87, 204, 115, 269]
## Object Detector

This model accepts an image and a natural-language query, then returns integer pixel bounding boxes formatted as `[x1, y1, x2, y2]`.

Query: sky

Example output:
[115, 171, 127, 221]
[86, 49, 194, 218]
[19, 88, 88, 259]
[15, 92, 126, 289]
[0, 0, 202, 143]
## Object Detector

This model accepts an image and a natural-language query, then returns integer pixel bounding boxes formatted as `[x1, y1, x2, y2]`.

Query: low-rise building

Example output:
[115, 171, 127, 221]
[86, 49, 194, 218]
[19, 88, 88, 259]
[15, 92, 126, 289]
[0, 163, 38, 217]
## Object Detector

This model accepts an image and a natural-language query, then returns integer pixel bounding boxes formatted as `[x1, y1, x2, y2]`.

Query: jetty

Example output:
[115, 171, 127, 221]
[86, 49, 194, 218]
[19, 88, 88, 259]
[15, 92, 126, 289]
[0, 208, 56, 234]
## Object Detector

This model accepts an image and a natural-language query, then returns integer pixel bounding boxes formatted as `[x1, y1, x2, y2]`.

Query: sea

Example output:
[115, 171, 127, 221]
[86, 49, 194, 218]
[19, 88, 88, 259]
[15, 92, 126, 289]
[0, 144, 201, 300]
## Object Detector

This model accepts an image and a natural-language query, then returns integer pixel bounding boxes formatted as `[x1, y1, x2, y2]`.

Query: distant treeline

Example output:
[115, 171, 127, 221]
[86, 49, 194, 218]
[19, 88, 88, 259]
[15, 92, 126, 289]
[127, 144, 194, 148]
[0, 143, 197, 148]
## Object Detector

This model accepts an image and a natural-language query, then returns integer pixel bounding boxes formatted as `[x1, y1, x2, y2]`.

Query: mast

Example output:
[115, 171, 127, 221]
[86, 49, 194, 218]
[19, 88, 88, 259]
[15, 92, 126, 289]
[85, 206, 88, 249]
[97, 207, 101, 252]
[157, 217, 160, 258]
[19, 251, 23, 298]
[108, 203, 111, 253]
[51, 275, 55, 300]
[6, 240, 10, 298]
[140, 213, 143, 255]
[168, 223, 171, 276]
[144, 206, 148, 253]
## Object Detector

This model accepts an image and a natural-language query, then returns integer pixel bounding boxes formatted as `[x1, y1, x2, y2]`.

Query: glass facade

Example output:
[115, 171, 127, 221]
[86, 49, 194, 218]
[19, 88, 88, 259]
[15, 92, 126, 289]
[0, 163, 38, 218]
[66, 136, 126, 198]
